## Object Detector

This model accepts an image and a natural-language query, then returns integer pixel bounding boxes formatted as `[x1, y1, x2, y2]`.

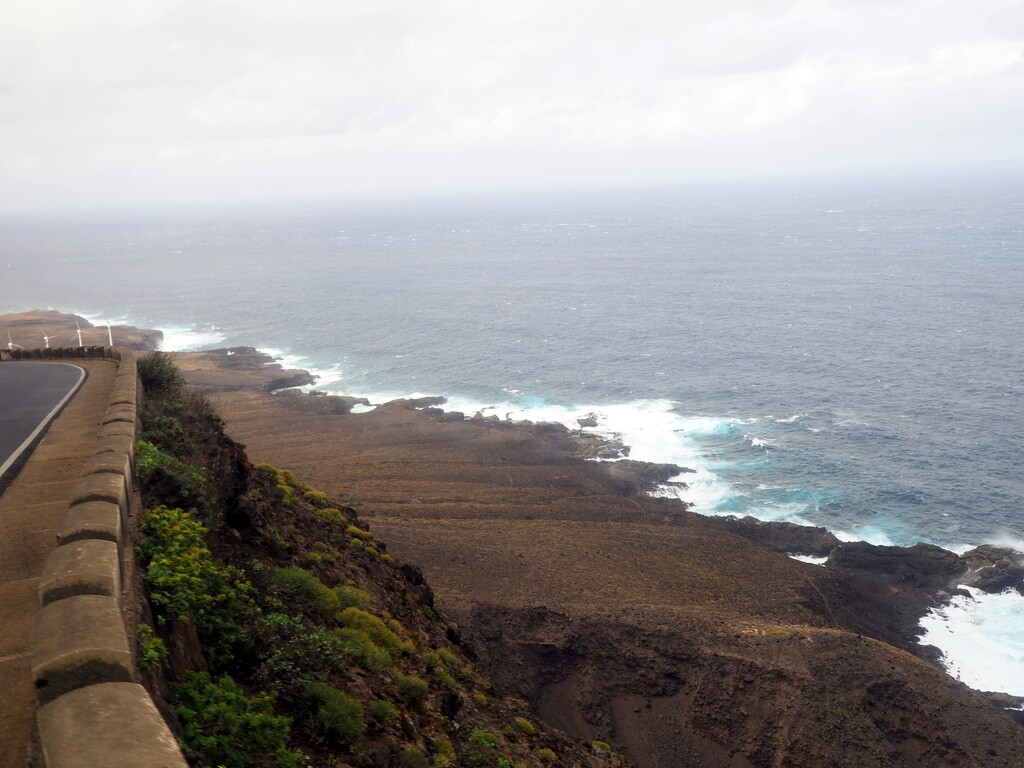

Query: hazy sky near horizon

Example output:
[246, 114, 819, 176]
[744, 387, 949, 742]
[2, 0, 1023, 212]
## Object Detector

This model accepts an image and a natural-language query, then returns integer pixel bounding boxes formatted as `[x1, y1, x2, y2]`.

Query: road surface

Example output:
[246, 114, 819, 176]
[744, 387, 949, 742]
[0, 363, 86, 491]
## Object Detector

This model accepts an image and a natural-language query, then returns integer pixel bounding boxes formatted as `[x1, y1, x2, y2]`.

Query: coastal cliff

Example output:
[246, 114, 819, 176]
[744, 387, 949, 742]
[174, 345, 1024, 767]
[2, 312, 1022, 766]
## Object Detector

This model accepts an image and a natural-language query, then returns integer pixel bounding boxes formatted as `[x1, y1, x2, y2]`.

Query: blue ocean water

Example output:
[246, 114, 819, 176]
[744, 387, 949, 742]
[4, 174, 1024, 693]
[3, 176, 1022, 552]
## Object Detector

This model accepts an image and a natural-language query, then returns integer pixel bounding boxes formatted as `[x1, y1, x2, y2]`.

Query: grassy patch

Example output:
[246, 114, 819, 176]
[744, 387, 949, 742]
[303, 682, 363, 749]
[267, 566, 340, 620]
[340, 608, 413, 656]
[395, 673, 430, 704]
[334, 585, 372, 611]
[316, 507, 344, 524]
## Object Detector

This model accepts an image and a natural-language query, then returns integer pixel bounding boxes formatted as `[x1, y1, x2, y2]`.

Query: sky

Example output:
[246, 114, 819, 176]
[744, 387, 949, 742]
[2, 0, 1023, 212]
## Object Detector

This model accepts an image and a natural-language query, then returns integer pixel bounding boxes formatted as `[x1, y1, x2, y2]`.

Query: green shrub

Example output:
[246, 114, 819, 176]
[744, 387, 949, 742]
[303, 682, 363, 748]
[514, 717, 537, 736]
[382, 553, 396, 565]
[387, 618, 408, 637]
[252, 613, 351, 694]
[346, 524, 370, 539]
[365, 545, 381, 558]
[467, 730, 499, 749]
[395, 673, 429, 704]
[140, 413, 196, 456]
[136, 440, 209, 514]
[331, 627, 393, 672]
[340, 608, 413, 656]
[138, 351, 183, 394]
[367, 699, 398, 726]
[400, 747, 429, 768]
[430, 737, 457, 767]
[437, 648, 462, 669]
[591, 741, 611, 754]
[268, 566, 340, 619]
[172, 671, 304, 768]
[136, 624, 168, 670]
[316, 507, 344, 524]
[334, 585, 371, 611]
[463, 730, 502, 768]
[424, 652, 459, 689]
[536, 748, 557, 764]
[303, 489, 330, 507]
[138, 506, 256, 665]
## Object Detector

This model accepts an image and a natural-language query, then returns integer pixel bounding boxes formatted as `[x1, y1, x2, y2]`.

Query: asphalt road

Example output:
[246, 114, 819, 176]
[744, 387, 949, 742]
[0, 362, 86, 490]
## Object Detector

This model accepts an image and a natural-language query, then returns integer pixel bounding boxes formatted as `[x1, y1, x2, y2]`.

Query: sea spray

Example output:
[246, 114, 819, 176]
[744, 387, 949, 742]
[919, 587, 1024, 697]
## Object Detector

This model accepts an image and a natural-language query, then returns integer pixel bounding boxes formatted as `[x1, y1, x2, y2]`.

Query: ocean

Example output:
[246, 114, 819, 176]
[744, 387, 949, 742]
[2, 173, 1023, 694]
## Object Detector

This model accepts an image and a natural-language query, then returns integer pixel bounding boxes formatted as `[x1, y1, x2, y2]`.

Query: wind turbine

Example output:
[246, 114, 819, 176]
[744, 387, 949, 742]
[104, 318, 114, 346]
[42, 330, 58, 349]
[69, 320, 84, 349]
[7, 331, 23, 351]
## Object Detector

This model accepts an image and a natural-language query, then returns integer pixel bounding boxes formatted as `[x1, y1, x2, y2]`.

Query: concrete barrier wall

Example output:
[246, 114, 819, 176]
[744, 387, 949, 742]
[17, 348, 188, 768]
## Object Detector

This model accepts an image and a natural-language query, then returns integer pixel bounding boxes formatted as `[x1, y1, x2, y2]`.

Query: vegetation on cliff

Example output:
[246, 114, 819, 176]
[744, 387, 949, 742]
[134, 353, 626, 768]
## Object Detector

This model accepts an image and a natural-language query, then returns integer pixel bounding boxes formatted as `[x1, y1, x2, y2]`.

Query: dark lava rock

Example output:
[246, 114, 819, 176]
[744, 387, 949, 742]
[602, 460, 685, 496]
[422, 407, 466, 422]
[275, 390, 370, 414]
[960, 545, 1024, 595]
[267, 372, 316, 391]
[595, 439, 630, 459]
[827, 542, 965, 588]
[577, 414, 599, 428]
[710, 516, 840, 558]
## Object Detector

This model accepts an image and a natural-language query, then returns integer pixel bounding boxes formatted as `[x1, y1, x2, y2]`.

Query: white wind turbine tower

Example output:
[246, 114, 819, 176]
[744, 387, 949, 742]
[74, 320, 84, 348]
[42, 330, 58, 349]
[104, 318, 114, 346]
[7, 331, 23, 351]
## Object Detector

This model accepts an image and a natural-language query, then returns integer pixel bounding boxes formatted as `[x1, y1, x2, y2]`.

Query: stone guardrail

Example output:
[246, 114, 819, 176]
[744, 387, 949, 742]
[8, 348, 189, 767]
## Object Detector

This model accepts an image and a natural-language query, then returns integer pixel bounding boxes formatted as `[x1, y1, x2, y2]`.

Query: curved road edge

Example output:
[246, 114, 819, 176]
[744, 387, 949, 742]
[0, 364, 87, 493]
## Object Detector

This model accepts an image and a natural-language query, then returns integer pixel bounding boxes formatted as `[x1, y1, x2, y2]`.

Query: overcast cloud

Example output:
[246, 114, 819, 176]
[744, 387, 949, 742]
[2, 0, 1023, 211]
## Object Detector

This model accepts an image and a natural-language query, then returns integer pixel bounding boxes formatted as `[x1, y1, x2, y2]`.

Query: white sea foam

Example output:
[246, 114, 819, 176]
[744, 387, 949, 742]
[789, 554, 828, 565]
[257, 348, 346, 391]
[773, 414, 805, 424]
[918, 586, 1024, 696]
[158, 325, 227, 351]
[427, 396, 741, 514]
[834, 527, 895, 546]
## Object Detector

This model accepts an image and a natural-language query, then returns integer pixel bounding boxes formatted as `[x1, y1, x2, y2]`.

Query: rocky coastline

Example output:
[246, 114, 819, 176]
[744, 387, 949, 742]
[185, 342, 1024, 663]
[3, 310, 1023, 766]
